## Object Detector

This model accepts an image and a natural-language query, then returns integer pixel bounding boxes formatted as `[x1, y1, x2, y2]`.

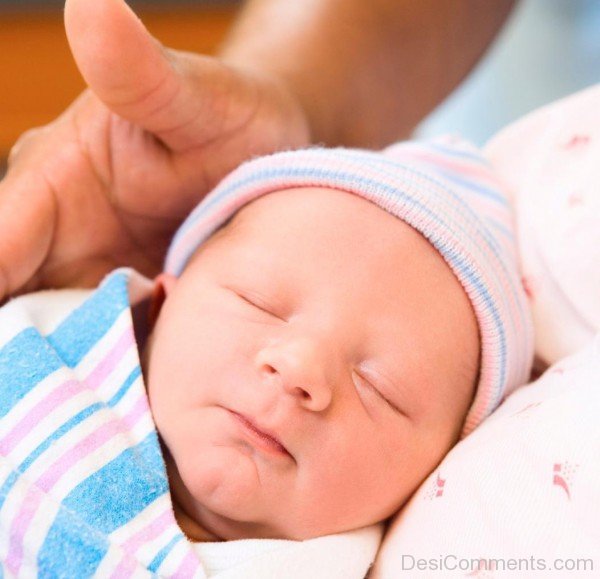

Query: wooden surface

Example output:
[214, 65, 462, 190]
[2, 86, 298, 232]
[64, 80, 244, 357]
[0, 6, 237, 157]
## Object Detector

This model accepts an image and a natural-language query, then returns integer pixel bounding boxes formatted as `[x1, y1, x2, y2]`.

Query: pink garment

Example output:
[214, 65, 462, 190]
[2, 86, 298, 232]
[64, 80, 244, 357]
[484, 84, 600, 366]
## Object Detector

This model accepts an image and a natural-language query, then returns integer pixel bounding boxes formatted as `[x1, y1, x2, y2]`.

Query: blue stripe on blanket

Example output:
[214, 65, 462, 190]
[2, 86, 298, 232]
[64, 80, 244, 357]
[20, 403, 104, 472]
[0, 328, 63, 418]
[0, 272, 129, 418]
[108, 366, 142, 407]
[0, 365, 142, 510]
[47, 272, 130, 368]
[148, 535, 183, 573]
[38, 432, 168, 576]
[61, 431, 168, 532]
[37, 509, 109, 579]
[0, 403, 103, 512]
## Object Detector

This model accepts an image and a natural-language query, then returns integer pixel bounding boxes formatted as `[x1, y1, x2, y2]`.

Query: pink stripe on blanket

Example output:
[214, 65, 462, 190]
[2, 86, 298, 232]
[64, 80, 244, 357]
[1, 326, 134, 457]
[5, 486, 43, 576]
[5, 395, 151, 571]
[36, 395, 148, 491]
[110, 509, 176, 578]
[0, 327, 134, 456]
[84, 326, 135, 390]
[35, 395, 148, 494]
[0, 379, 79, 456]
[35, 418, 126, 493]
[108, 552, 139, 579]
[173, 549, 204, 578]
[121, 395, 151, 432]
[121, 508, 173, 553]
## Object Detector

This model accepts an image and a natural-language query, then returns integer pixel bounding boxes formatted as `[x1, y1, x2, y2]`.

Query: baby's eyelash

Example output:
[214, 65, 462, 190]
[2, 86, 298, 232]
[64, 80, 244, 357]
[355, 373, 402, 415]
[233, 290, 287, 321]
[238, 292, 270, 313]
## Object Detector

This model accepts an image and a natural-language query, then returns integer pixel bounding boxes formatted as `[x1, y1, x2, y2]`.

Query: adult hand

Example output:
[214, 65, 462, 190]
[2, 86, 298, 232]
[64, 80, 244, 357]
[0, 0, 309, 300]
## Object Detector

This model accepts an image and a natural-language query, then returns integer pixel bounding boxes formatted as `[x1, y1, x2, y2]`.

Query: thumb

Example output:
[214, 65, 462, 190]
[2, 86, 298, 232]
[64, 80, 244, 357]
[64, 0, 235, 151]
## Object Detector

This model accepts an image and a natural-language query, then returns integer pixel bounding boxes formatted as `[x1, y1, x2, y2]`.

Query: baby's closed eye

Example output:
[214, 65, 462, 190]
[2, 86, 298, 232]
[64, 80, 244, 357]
[353, 371, 407, 417]
[225, 286, 286, 322]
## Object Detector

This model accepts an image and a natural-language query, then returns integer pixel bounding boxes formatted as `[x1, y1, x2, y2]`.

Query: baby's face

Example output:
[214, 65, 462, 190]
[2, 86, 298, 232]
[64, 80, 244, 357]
[144, 187, 479, 541]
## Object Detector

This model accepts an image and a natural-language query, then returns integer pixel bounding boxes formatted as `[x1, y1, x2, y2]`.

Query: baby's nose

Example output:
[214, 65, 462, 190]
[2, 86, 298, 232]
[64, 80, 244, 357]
[256, 336, 335, 412]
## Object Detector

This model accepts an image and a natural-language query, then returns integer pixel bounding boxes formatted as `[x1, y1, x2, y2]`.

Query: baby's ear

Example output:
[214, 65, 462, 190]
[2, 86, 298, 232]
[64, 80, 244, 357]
[148, 273, 178, 328]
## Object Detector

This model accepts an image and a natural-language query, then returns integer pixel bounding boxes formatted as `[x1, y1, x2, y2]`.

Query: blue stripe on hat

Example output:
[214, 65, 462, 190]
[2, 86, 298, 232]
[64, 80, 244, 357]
[172, 165, 503, 268]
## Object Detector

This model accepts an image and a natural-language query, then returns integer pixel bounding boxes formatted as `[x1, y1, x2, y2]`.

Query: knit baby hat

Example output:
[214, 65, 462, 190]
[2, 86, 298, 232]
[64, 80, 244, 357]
[165, 136, 534, 437]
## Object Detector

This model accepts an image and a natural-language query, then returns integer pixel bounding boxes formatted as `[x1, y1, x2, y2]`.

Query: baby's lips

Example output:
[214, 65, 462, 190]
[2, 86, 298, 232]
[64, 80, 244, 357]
[228, 409, 292, 457]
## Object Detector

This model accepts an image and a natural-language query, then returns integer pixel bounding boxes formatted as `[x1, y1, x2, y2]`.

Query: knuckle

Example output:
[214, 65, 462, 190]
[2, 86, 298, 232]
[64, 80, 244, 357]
[7, 126, 45, 167]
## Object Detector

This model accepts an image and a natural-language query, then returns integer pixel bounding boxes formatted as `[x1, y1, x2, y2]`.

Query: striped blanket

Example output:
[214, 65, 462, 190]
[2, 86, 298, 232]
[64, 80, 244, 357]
[0, 269, 382, 578]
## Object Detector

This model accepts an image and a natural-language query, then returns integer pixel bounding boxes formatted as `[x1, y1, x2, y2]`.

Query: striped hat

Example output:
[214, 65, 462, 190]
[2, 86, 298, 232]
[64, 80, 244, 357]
[165, 136, 534, 437]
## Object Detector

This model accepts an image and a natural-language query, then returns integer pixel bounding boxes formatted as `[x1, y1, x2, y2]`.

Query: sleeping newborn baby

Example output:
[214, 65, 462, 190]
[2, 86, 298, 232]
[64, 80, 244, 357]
[0, 137, 533, 577]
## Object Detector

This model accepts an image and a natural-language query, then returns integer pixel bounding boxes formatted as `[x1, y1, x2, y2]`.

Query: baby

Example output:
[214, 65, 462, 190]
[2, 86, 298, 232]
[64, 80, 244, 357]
[0, 137, 532, 577]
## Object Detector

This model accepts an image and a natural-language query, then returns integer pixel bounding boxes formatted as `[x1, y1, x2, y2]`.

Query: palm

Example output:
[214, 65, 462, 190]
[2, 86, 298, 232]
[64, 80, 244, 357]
[1, 53, 308, 295]
[25, 93, 183, 289]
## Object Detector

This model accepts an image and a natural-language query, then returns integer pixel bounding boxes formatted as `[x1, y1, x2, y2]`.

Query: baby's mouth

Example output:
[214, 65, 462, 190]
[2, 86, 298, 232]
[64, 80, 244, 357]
[229, 410, 292, 458]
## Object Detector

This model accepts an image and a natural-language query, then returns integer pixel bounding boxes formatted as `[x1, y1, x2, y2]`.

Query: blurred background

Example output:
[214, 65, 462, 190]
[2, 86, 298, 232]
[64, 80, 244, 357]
[1, 0, 599, 172]
[417, 0, 600, 143]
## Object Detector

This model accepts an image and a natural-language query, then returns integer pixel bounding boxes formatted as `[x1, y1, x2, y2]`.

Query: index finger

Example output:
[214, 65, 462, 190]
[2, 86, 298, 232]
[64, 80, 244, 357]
[0, 168, 56, 300]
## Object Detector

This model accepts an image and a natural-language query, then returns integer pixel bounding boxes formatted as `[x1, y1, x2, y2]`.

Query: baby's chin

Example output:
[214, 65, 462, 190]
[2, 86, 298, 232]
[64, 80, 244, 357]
[163, 440, 290, 541]
[165, 451, 369, 542]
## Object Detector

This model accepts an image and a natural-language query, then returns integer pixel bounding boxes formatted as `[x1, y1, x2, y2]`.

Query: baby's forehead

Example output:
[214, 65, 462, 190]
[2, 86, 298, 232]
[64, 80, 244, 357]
[212, 187, 409, 243]
[185, 187, 446, 283]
